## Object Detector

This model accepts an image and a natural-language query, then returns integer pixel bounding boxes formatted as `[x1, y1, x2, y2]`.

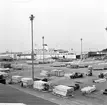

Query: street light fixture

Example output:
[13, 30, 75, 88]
[29, 14, 35, 80]
[105, 27, 107, 31]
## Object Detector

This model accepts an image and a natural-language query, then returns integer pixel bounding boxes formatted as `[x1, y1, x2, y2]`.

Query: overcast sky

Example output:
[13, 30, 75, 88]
[1, 0, 107, 53]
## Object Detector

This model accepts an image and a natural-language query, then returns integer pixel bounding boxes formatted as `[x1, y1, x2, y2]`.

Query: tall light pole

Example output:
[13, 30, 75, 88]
[42, 36, 44, 63]
[29, 14, 35, 80]
[80, 38, 83, 60]
[105, 27, 107, 57]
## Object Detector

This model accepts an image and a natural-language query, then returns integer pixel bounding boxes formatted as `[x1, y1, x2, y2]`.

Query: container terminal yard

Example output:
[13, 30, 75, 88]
[1, 16, 107, 105]
[1, 1, 107, 105]
[0, 49, 107, 105]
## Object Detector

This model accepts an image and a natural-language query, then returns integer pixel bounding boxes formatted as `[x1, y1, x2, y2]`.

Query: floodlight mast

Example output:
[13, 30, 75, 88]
[29, 14, 35, 80]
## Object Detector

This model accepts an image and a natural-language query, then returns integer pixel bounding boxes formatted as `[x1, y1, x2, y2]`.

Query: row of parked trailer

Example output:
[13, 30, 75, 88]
[0, 68, 107, 98]
[51, 61, 107, 70]
[2, 72, 106, 97]
[9, 66, 107, 96]
[40, 68, 107, 82]
[10, 75, 98, 97]
[40, 69, 92, 78]
[40, 69, 65, 77]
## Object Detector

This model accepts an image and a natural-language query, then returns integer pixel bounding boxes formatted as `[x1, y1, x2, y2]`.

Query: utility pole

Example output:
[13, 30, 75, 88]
[105, 27, 107, 57]
[42, 36, 44, 63]
[80, 38, 83, 60]
[29, 14, 35, 80]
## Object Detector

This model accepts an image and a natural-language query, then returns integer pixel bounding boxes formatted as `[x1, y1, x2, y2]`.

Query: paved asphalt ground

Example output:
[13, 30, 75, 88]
[3, 61, 107, 105]
[0, 84, 58, 105]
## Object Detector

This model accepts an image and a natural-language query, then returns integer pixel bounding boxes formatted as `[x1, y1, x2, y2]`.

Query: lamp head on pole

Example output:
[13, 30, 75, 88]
[29, 14, 35, 21]
[105, 27, 107, 31]
[42, 36, 44, 39]
[80, 38, 82, 41]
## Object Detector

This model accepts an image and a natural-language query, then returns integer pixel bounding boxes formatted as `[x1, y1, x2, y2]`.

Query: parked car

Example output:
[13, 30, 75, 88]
[98, 73, 104, 78]
[98, 72, 107, 78]
[70, 72, 84, 79]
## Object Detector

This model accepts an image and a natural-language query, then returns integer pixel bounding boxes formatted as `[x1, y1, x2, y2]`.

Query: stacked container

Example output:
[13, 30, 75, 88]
[0, 72, 8, 78]
[0, 68, 10, 73]
[51, 69, 65, 77]
[21, 78, 33, 87]
[81, 85, 96, 94]
[40, 70, 49, 77]
[50, 69, 56, 76]
[12, 75, 23, 83]
[92, 63, 107, 70]
[33, 80, 49, 91]
[53, 85, 74, 97]
[58, 70, 65, 77]
[93, 78, 106, 83]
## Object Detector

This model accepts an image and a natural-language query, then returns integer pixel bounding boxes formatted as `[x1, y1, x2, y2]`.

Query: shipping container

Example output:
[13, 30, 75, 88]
[53, 85, 74, 97]
[21, 78, 33, 87]
[12, 75, 23, 83]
